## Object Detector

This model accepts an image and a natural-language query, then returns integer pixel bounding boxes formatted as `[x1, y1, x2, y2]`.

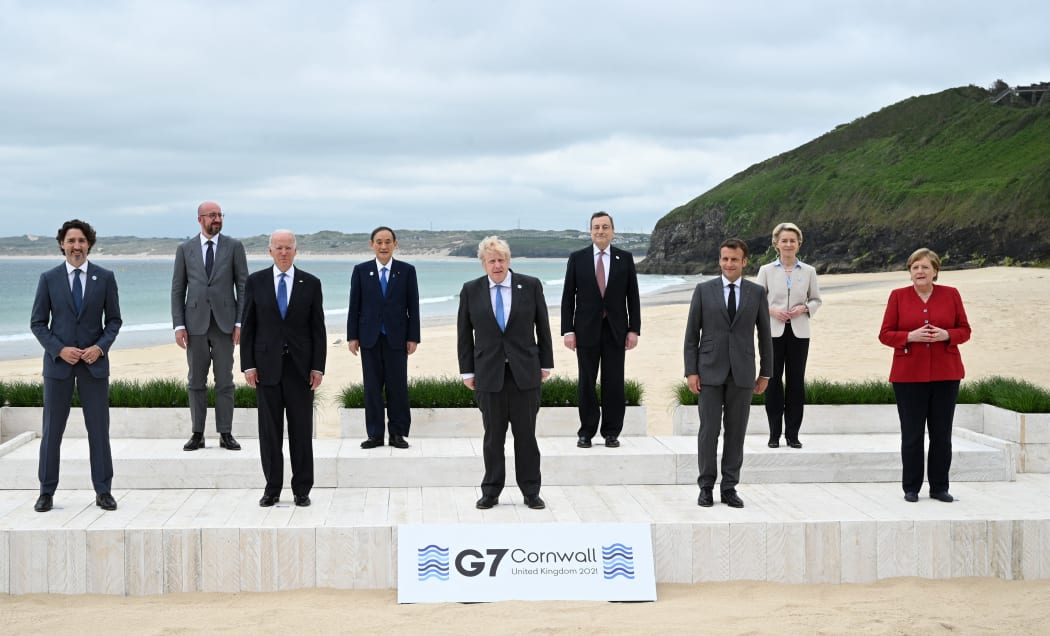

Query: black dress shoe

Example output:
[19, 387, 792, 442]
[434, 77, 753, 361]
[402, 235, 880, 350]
[219, 433, 241, 451]
[259, 494, 280, 507]
[294, 494, 311, 507]
[476, 495, 499, 509]
[786, 440, 802, 449]
[183, 432, 205, 451]
[524, 494, 546, 510]
[930, 491, 954, 503]
[768, 440, 780, 448]
[389, 434, 409, 449]
[577, 436, 592, 448]
[34, 494, 53, 512]
[904, 492, 919, 502]
[604, 437, 620, 448]
[721, 490, 744, 508]
[96, 493, 117, 511]
[697, 487, 714, 507]
[360, 437, 384, 449]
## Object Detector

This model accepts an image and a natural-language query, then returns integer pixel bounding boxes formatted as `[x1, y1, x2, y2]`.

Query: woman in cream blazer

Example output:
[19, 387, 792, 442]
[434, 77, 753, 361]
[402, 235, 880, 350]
[755, 223, 822, 448]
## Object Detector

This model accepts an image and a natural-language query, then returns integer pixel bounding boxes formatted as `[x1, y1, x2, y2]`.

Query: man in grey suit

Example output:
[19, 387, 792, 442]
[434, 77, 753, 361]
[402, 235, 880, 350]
[171, 201, 249, 451]
[30, 219, 122, 512]
[458, 236, 554, 511]
[684, 238, 772, 509]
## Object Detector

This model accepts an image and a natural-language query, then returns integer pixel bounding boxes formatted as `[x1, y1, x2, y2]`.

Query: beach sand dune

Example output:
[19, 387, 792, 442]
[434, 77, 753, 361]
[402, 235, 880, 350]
[2, 267, 1049, 632]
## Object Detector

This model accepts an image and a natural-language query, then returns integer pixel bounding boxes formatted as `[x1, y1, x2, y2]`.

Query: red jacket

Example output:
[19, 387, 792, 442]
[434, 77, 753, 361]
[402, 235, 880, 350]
[879, 285, 971, 383]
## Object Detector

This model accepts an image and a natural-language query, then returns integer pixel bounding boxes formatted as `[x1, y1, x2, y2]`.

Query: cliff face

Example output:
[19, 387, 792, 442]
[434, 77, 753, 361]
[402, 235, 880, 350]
[639, 85, 1050, 275]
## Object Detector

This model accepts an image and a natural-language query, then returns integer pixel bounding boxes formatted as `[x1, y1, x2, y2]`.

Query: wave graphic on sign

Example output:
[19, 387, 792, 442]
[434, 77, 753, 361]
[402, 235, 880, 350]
[601, 542, 636, 580]
[417, 544, 450, 582]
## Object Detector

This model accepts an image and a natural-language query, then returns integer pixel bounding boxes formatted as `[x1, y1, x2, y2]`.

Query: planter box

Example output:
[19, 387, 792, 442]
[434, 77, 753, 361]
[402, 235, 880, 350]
[671, 404, 985, 437]
[339, 406, 648, 438]
[0, 406, 261, 440]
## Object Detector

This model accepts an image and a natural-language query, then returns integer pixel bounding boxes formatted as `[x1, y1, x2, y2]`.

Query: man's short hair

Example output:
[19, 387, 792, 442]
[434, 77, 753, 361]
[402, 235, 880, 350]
[56, 219, 97, 251]
[720, 237, 748, 258]
[477, 236, 511, 260]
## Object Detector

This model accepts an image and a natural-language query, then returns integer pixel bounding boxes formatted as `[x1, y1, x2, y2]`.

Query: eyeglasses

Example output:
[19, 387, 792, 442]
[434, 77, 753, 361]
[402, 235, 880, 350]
[201, 213, 225, 220]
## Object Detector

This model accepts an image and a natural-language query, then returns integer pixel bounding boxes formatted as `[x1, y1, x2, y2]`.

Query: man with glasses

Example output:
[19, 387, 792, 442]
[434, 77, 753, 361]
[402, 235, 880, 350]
[171, 201, 249, 452]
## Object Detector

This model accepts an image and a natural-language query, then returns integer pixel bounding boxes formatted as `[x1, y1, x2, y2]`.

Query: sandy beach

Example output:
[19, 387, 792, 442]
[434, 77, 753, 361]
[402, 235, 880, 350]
[2, 266, 1050, 633]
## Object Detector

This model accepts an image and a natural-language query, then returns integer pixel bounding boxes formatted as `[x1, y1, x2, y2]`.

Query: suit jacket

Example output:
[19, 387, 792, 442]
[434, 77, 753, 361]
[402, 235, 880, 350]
[240, 267, 327, 386]
[170, 234, 249, 335]
[683, 277, 772, 388]
[755, 261, 822, 338]
[346, 258, 421, 349]
[879, 284, 970, 383]
[560, 245, 641, 346]
[31, 262, 122, 379]
[457, 272, 554, 393]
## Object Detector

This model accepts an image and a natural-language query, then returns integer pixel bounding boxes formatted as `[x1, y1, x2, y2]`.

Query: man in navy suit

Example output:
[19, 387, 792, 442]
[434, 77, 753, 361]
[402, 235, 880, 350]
[241, 230, 327, 508]
[561, 211, 641, 448]
[347, 227, 421, 449]
[30, 219, 122, 513]
[684, 238, 772, 509]
[171, 200, 249, 451]
[458, 237, 554, 510]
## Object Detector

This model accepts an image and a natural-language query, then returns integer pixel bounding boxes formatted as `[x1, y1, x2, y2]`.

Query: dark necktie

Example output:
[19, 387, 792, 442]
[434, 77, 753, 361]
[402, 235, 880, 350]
[205, 240, 214, 278]
[596, 250, 606, 297]
[727, 282, 737, 322]
[278, 273, 288, 319]
[380, 267, 389, 334]
[494, 284, 506, 332]
[72, 268, 83, 314]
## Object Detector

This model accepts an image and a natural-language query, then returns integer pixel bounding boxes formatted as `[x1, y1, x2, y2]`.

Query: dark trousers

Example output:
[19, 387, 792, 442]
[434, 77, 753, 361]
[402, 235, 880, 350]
[893, 380, 959, 495]
[256, 356, 314, 498]
[697, 378, 751, 492]
[186, 318, 235, 434]
[474, 365, 541, 498]
[361, 334, 411, 439]
[765, 323, 810, 443]
[575, 319, 626, 439]
[39, 363, 113, 495]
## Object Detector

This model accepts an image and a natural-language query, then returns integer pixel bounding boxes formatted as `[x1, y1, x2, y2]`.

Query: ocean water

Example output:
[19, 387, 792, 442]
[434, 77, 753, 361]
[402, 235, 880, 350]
[3, 257, 687, 360]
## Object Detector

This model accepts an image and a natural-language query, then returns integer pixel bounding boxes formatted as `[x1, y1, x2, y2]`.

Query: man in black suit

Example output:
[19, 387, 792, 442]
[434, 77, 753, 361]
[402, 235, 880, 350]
[457, 236, 554, 510]
[240, 230, 327, 508]
[561, 211, 641, 448]
[30, 219, 122, 513]
[171, 200, 249, 451]
[347, 226, 421, 449]
[684, 238, 772, 509]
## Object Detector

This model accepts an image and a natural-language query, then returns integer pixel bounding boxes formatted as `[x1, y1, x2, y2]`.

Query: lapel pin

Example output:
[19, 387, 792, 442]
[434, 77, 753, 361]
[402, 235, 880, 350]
[92, 275, 98, 280]
[615, 255, 620, 260]
[516, 284, 522, 289]
[369, 271, 374, 276]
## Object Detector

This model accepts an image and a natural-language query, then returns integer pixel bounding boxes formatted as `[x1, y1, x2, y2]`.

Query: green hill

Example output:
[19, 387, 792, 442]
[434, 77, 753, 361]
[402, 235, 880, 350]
[639, 84, 1050, 274]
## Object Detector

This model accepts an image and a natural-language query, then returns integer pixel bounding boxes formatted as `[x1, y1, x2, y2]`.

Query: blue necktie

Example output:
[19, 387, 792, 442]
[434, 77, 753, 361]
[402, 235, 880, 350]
[278, 273, 288, 319]
[494, 284, 506, 332]
[72, 268, 83, 315]
[380, 266, 388, 296]
[205, 240, 214, 278]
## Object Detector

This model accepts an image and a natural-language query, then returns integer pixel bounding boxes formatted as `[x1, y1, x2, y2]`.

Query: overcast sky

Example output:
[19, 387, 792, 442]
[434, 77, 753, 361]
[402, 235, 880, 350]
[3, 1, 1047, 239]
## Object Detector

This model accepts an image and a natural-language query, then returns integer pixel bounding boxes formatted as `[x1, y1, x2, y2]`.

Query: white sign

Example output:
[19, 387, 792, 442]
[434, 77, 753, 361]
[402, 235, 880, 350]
[397, 523, 656, 604]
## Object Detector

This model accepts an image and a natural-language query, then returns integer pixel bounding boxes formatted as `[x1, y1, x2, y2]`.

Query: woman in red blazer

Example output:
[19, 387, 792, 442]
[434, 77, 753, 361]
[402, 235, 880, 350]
[879, 248, 971, 503]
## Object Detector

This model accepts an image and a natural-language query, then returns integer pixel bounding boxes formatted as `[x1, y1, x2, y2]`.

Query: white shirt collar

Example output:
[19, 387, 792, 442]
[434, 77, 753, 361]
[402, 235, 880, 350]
[375, 257, 394, 271]
[200, 233, 220, 247]
[273, 264, 295, 279]
[721, 275, 742, 287]
[65, 260, 89, 274]
[489, 272, 512, 288]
